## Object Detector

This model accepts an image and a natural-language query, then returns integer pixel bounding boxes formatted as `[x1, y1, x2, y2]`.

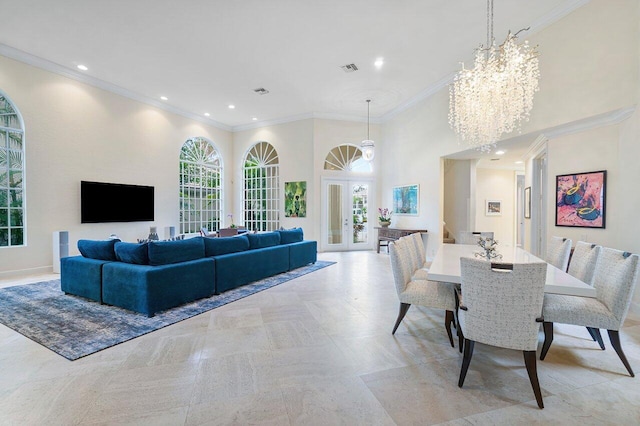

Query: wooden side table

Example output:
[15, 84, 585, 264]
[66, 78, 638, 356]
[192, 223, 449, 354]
[375, 227, 427, 253]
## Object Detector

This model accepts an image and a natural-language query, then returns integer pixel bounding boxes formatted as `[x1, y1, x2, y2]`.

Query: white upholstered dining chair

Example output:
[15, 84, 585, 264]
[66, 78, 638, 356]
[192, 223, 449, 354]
[566, 241, 604, 348]
[401, 234, 429, 280]
[458, 257, 547, 409]
[541, 247, 639, 377]
[389, 238, 457, 347]
[545, 236, 572, 271]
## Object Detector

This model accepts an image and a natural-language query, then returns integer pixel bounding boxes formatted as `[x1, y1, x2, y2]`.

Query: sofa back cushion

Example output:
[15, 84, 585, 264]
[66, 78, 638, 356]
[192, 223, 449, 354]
[78, 239, 119, 261]
[247, 231, 281, 249]
[278, 228, 304, 244]
[148, 237, 205, 266]
[115, 242, 149, 265]
[203, 235, 250, 257]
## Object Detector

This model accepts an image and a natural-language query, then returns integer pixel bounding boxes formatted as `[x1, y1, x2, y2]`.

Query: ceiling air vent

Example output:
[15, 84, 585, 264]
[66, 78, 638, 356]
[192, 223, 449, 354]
[340, 63, 359, 73]
[253, 88, 270, 95]
[490, 158, 500, 161]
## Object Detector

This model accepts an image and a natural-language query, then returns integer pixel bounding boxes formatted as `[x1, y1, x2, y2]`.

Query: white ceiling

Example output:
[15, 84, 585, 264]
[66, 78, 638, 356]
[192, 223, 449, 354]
[1, 0, 586, 131]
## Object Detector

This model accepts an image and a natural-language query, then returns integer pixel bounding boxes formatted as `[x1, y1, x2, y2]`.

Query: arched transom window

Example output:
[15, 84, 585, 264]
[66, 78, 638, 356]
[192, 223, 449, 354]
[242, 141, 279, 231]
[0, 92, 25, 247]
[179, 137, 223, 234]
[324, 144, 372, 172]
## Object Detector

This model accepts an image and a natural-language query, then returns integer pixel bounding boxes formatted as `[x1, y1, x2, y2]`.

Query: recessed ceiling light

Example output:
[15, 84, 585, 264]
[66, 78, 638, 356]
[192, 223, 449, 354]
[160, 96, 168, 101]
[252, 117, 258, 121]
[515, 160, 524, 164]
[495, 150, 506, 155]
[228, 105, 235, 109]
[374, 57, 384, 68]
[204, 113, 210, 117]
[77, 64, 88, 71]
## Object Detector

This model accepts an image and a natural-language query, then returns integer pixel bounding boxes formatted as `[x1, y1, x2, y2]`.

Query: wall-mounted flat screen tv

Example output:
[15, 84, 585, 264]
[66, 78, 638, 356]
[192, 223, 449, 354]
[81, 181, 154, 223]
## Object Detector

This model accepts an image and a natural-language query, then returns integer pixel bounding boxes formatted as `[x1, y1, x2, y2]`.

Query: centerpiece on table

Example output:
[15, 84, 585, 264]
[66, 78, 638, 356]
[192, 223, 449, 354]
[378, 208, 392, 227]
[474, 236, 503, 260]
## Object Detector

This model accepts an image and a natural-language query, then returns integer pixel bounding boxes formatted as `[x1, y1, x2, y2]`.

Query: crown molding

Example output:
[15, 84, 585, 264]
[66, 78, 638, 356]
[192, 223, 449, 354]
[0, 44, 232, 132]
[543, 106, 636, 140]
[380, 74, 454, 123]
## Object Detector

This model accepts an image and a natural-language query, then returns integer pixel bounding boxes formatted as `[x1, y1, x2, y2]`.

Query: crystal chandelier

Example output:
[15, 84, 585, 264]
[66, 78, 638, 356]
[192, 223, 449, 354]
[361, 99, 375, 161]
[449, 0, 540, 152]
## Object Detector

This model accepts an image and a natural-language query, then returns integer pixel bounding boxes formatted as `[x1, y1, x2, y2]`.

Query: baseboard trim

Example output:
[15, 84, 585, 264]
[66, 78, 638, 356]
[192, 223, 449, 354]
[0, 265, 54, 280]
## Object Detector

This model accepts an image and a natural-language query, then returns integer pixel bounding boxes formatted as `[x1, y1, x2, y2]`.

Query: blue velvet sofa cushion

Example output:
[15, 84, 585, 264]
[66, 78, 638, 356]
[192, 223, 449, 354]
[60, 256, 111, 303]
[214, 245, 289, 293]
[78, 239, 119, 261]
[247, 232, 281, 249]
[203, 235, 250, 257]
[278, 228, 304, 244]
[288, 240, 317, 269]
[115, 242, 149, 265]
[102, 258, 215, 316]
[148, 237, 205, 266]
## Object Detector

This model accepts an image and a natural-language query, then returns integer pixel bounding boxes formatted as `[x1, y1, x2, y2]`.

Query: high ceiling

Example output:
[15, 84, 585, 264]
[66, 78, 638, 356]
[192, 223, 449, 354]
[1, 0, 586, 130]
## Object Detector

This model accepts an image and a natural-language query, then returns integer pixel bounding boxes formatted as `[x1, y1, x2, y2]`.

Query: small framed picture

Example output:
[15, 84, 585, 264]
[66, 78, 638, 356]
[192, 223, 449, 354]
[524, 187, 531, 219]
[392, 184, 419, 215]
[486, 200, 502, 216]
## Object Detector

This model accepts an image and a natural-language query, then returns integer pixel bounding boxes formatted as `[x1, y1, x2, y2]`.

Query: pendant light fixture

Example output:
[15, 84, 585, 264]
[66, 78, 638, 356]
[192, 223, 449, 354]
[449, 0, 540, 152]
[361, 99, 375, 161]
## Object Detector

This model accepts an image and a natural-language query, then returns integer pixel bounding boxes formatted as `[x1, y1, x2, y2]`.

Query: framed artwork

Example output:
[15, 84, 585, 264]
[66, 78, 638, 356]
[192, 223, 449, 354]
[284, 181, 307, 218]
[524, 187, 531, 219]
[485, 200, 502, 216]
[393, 184, 419, 215]
[555, 170, 606, 228]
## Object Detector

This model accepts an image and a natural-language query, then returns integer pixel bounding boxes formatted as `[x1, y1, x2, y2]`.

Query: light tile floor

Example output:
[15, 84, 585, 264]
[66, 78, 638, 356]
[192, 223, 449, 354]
[0, 251, 639, 425]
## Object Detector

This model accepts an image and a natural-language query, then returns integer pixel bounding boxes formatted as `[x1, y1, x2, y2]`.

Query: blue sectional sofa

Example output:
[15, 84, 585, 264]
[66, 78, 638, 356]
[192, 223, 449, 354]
[60, 229, 317, 317]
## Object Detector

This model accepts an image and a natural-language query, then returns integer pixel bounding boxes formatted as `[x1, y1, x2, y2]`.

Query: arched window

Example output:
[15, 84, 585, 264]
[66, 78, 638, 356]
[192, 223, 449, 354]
[179, 137, 223, 234]
[242, 141, 279, 231]
[0, 92, 25, 247]
[324, 144, 372, 172]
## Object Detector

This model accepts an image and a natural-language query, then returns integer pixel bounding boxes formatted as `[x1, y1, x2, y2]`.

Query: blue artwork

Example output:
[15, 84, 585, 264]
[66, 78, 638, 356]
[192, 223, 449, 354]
[393, 184, 419, 215]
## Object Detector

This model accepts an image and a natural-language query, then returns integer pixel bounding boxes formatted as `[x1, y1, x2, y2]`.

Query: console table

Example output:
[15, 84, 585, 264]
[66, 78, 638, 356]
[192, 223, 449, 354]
[375, 227, 427, 253]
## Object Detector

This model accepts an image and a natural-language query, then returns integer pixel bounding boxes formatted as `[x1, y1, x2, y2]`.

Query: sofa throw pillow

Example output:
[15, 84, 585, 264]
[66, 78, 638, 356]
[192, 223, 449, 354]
[78, 239, 120, 261]
[148, 237, 205, 266]
[115, 242, 149, 265]
[203, 235, 250, 257]
[247, 231, 281, 249]
[278, 228, 303, 244]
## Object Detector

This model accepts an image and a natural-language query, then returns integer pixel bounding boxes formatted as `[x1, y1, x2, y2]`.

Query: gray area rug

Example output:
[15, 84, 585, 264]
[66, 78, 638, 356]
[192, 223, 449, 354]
[0, 260, 334, 361]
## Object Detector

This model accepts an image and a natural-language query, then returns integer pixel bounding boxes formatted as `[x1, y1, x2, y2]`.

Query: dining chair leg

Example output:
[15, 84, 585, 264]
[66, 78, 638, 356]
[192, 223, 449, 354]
[458, 339, 475, 387]
[587, 327, 605, 350]
[445, 310, 454, 347]
[523, 350, 544, 409]
[607, 330, 635, 377]
[457, 320, 464, 353]
[540, 322, 554, 360]
[392, 303, 411, 335]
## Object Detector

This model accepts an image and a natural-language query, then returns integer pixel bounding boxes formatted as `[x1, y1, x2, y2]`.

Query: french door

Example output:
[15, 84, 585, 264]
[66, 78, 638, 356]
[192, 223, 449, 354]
[321, 177, 374, 251]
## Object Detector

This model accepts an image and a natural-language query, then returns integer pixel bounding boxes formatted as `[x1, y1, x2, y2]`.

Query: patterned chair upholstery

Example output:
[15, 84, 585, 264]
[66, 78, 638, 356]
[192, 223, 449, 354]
[409, 232, 432, 270]
[541, 247, 639, 377]
[400, 234, 429, 280]
[457, 231, 494, 245]
[545, 236, 572, 271]
[389, 238, 456, 346]
[567, 241, 605, 348]
[458, 257, 547, 409]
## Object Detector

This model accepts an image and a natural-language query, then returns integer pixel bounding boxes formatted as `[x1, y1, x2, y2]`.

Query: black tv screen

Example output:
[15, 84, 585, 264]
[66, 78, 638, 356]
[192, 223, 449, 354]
[81, 181, 154, 223]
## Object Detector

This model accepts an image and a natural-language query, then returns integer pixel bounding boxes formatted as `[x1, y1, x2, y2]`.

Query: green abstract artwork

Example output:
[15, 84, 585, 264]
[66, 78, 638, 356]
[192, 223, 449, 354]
[285, 181, 307, 217]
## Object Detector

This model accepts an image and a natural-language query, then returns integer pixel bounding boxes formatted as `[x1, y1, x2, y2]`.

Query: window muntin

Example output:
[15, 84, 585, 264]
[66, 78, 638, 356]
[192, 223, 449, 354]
[179, 137, 222, 234]
[242, 141, 280, 231]
[0, 93, 25, 247]
[324, 144, 372, 172]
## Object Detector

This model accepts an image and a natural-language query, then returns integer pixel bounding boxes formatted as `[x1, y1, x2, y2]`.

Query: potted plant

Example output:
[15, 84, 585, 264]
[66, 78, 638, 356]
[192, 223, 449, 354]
[378, 208, 392, 227]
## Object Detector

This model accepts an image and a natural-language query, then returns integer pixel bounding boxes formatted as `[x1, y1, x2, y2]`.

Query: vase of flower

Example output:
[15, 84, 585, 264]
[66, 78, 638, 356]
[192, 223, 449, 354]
[378, 207, 392, 227]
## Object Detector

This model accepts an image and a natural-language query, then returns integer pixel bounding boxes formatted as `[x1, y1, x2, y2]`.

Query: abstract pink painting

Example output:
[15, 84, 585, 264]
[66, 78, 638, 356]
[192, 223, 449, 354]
[555, 170, 606, 228]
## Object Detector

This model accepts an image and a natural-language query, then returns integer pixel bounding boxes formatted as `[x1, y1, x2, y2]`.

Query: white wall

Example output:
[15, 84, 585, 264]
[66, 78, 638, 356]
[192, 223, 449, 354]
[0, 55, 232, 276]
[475, 168, 516, 248]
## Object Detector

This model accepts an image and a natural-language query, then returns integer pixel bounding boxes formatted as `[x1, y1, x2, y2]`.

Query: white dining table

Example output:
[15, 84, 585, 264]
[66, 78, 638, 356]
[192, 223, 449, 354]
[427, 244, 597, 298]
